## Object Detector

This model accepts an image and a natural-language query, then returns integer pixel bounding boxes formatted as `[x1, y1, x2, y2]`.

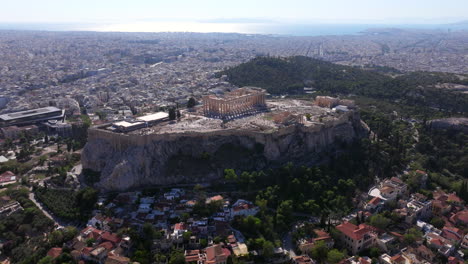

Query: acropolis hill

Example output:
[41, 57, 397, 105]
[82, 89, 368, 191]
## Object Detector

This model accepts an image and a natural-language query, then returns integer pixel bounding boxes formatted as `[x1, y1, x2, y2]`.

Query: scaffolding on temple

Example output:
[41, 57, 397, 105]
[202, 87, 267, 120]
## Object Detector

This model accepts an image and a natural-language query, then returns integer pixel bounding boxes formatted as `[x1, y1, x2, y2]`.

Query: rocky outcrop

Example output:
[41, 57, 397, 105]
[82, 111, 368, 191]
[428, 118, 468, 132]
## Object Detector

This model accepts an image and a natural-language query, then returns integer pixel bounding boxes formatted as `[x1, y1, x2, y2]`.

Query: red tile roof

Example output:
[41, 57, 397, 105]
[82, 247, 93, 257]
[447, 194, 462, 203]
[47, 247, 62, 258]
[314, 229, 331, 240]
[390, 177, 404, 184]
[81, 226, 103, 240]
[105, 255, 131, 264]
[442, 227, 463, 241]
[368, 197, 382, 205]
[293, 255, 314, 264]
[101, 232, 121, 244]
[359, 257, 371, 264]
[390, 254, 405, 263]
[174, 222, 187, 230]
[448, 256, 463, 264]
[207, 195, 223, 203]
[430, 238, 444, 246]
[450, 210, 468, 224]
[98, 241, 115, 250]
[205, 244, 228, 264]
[336, 222, 375, 240]
[222, 248, 231, 257]
[0, 171, 15, 177]
[0, 171, 15, 183]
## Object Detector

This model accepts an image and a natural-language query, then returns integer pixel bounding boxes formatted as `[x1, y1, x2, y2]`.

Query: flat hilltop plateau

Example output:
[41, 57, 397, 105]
[82, 99, 368, 191]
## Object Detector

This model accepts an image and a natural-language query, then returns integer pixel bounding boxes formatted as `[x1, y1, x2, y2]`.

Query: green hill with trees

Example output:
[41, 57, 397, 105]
[218, 56, 468, 113]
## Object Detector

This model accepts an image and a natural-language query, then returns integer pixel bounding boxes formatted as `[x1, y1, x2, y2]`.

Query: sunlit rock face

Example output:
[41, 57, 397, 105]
[82, 111, 368, 191]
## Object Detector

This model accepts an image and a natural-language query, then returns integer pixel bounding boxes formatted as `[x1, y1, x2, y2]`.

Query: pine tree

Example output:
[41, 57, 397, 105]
[168, 108, 176, 120]
[187, 97, 197, 108]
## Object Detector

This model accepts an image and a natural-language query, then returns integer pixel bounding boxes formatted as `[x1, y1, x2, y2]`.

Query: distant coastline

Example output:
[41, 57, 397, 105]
[0, 21, 467, 36]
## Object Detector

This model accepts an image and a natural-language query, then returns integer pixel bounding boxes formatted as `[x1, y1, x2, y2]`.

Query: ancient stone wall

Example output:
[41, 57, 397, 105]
[82, 111, 365, 191]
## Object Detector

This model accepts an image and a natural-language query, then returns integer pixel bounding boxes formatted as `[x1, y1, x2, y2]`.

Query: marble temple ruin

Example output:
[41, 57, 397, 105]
[202, 87, 266, 119]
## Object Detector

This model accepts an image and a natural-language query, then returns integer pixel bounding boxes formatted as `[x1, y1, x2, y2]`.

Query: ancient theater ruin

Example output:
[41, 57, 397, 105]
[202, 87, 266, 119]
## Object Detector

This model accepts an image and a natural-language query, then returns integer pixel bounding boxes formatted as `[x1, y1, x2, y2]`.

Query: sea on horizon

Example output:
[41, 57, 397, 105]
[0, 21, 466, 36]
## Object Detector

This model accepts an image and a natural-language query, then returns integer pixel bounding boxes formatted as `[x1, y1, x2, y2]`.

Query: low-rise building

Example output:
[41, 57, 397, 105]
[292, 255, 316, 264]
[394, 195, 432, 224]
[0, 201, 23, 217]
[185, 244, 230, 264]
[441, 226, 464, 243]
[298, 229, 334, 253]
[365, 197, 384, 212]
[380, 178, 408, 201]
[336, 222, 378, 254]
[0, 171, 16, 186]
[47, 248, 63, 259]
[426, 232, 456, 257]
[230, 199, 259, 219]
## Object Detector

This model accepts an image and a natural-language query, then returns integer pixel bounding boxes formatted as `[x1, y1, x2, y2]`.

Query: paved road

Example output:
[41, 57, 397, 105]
[28, 189, 65, 228]
[282, 230, 297, 258]
[230, 226, 246, 243]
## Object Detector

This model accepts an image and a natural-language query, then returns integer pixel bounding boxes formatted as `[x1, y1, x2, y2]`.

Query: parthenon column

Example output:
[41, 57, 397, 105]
[214, 101, 217, 116]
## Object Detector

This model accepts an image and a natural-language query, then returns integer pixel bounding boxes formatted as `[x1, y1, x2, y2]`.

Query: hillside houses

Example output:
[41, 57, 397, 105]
[230, 199, 259, 219]
[336, 222, 380, 254]
[368, 177, 408, 202]
[63, 226, 130, 264]
[297, 229, 334, 253]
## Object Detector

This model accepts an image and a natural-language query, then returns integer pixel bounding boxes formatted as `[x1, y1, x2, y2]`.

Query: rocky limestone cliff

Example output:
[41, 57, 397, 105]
[428, 118, 468, 132]
[82, 111, 368, 191]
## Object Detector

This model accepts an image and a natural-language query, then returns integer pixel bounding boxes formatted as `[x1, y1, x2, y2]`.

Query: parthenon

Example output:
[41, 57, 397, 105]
[202, 87, 267, 119]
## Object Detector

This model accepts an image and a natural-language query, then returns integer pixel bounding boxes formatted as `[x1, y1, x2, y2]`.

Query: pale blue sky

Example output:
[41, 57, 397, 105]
[1, 0, 467, 24]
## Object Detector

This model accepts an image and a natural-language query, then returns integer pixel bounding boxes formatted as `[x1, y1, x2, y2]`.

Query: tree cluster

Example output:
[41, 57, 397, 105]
[220, 56, 468, 113]
[34, 187, 98, 221]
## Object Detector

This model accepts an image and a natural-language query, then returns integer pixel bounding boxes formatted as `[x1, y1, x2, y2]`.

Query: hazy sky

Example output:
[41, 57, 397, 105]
[1, 0, 467, 24]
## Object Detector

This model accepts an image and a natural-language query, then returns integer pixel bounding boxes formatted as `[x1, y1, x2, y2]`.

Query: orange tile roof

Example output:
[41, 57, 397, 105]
[390, 254, 405, 263]
[98, 241, 114, 250]
[451, 210, 468, 224]
[368, 197, 382, 205]
[205, 244, 228, 264]
[336, 222, 375, 240]
[447, 194, 462, 203]
[47, 247, 62, 258]
[390, 177, 404, 184]
[208, 195, 224, 202]
[174, 222, 187, 230]
[101, 232, 121, 244]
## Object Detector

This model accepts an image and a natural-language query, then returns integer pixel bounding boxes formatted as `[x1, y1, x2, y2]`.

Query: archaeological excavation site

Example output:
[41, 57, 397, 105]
[82, 88, 368, 191]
